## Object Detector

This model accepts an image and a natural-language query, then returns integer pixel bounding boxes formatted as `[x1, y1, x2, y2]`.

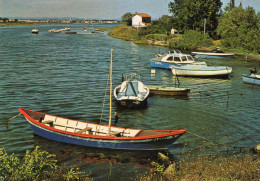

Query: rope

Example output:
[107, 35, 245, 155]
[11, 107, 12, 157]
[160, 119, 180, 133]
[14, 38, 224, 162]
[186, 131, 228, 148]
[7, 113, 21, 122]
[187, 131, 252, 153]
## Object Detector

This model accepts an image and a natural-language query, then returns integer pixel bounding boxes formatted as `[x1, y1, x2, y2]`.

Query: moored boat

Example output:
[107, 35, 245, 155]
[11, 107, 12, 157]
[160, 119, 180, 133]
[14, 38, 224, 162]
[18, 108, 186, 150]
[65, 31, 77, 34]
[191, 48, 234, 59]
[150, 50, 205, 69]
[32, 28, 39, 34]
[148, 85, 190, 96]
[191, 52, 234, 59]
[114, 73, 150, 108]
[170, 63, 232, 77]
[243, 74, 260, 85]
[48, 29, 62, 33]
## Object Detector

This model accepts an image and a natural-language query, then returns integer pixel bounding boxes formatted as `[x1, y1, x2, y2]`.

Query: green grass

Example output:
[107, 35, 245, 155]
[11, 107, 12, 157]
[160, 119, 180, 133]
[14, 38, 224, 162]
[138, 153, 260, 181]
[107, 25, 139, 41]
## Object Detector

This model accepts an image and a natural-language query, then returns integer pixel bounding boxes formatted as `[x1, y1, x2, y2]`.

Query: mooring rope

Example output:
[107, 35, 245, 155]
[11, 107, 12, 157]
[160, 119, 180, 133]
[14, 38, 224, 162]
[186, 130, 253, 153]
[186, 130, 228, 148]
[7, 113, 21, 122]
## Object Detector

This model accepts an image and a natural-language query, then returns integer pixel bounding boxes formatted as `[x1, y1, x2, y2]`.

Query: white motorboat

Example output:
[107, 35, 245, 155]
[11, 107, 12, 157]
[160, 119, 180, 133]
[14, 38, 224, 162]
[114, 73, 150, 108]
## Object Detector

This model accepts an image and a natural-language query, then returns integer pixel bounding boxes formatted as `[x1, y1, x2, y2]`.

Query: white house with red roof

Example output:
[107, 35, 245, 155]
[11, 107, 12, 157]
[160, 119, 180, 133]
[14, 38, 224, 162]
[132, 13, 151, 28]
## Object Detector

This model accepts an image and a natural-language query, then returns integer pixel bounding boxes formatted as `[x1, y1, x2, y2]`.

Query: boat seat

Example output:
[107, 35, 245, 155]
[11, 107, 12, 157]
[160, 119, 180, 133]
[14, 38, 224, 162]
[110, 131, 121, 137]
[42, 120, 54, 127]
[42, 120, 54, 124]
[76, 127, 92, 134]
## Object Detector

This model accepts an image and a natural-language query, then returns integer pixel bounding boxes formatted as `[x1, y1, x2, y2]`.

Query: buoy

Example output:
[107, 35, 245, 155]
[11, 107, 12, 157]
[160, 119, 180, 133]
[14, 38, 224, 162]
[151, 69, 156, 75]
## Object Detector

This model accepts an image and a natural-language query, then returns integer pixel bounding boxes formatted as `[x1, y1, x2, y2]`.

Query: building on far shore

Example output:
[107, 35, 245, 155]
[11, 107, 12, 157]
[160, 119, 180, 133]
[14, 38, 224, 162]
[132, 13, 151, 28]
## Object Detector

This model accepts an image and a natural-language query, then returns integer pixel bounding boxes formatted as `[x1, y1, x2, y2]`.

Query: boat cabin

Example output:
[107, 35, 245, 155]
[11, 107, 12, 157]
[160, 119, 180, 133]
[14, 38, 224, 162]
[161, 53, 195, 64]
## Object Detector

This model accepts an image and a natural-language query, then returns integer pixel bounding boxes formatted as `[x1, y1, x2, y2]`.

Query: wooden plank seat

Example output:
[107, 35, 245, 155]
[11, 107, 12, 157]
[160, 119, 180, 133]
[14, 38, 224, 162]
[110, 131, 121, 137]
[42, 120, 54, 124]
[76, 127, 92, 134]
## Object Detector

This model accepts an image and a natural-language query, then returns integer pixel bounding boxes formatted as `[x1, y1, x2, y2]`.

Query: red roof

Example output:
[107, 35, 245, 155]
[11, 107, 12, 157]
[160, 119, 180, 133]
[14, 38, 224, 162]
[135, 13, 151, 18]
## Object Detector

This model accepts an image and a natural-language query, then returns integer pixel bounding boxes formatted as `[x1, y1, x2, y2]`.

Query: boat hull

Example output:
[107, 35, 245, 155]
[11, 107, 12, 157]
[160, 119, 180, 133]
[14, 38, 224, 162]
[243, 75, 260, 85]
[148, 86, 190, 96]
[192, 52, 234, 59]
[150, 60, 176, 69]
[19, 108, 186, 150]
[115, 98, 148, 108]
[171, 66, 232, 77]
[26, 118, 178, 150]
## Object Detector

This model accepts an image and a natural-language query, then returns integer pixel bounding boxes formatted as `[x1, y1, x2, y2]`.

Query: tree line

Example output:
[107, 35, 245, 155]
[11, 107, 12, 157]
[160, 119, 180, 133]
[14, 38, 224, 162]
[121, 0, 260, 53]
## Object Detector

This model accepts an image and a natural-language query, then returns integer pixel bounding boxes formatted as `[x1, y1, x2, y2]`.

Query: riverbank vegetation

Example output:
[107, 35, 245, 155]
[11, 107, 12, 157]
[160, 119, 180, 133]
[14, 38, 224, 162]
[110, 0, 260, 56]
[2, 146, 259, 180]
[0, 146, 91, 180]
[138, 152, 260, 181]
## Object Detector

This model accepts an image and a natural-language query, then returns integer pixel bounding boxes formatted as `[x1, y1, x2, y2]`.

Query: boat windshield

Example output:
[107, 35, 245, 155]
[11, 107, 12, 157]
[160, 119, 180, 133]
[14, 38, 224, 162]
[181, 56, 188, 61]
[166, 56, 174, 61]
[187, 56, 194, 61]
[174, 57, 181, 61]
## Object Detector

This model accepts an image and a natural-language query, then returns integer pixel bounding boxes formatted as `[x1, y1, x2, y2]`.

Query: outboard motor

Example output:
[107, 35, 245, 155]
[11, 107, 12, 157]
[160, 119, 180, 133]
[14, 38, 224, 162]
[250, 68, 257, 74]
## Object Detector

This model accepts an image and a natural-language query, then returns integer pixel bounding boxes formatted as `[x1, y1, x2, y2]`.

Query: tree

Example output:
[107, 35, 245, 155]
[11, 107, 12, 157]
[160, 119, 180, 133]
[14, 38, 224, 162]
[158, 15, 174, 34]
[224, 0, 235, 12]
[121, 12, 133, 26]
[168, 0, 222, 32]
[2, 18, 9, 23]
[217, 6, 260, 53]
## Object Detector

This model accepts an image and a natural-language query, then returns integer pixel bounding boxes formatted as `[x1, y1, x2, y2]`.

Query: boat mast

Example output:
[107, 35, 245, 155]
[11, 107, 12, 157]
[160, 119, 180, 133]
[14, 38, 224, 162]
[108, 49, 113, 136]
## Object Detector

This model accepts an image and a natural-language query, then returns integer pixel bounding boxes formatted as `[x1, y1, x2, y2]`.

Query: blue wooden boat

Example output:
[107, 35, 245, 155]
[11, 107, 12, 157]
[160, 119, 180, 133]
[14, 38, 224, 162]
[150, 50, 204, 69]
[19, 108, 186, 150]
[243, 74, 260, 85]
[113, 73, 149, 108]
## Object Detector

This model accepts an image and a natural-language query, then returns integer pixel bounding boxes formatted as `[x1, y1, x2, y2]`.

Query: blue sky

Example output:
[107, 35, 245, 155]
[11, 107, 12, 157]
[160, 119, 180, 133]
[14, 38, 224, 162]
[0, 0, 259, 19]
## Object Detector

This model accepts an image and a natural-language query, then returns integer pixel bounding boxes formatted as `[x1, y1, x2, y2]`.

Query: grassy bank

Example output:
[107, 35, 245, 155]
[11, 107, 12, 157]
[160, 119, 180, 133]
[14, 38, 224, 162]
[138, 153, 260, 181]
[108, 25, 260, 61]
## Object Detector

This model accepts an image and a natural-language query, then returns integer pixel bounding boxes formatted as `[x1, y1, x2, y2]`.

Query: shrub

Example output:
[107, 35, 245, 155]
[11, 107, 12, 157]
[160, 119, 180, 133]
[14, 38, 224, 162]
[145, 34, 170, 41]
[170, 30, 213, 50]
[0, 146, 90, 180]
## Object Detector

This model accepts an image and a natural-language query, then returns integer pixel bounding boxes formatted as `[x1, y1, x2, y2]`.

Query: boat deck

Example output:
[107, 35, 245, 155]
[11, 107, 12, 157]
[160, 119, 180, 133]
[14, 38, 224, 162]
[23, 109, 171, 138]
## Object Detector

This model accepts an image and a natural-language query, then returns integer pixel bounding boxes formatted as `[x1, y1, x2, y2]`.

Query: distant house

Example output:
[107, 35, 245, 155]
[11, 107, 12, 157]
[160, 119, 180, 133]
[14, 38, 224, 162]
[171, 28, 178, 35]
[132, 13, 151, 28]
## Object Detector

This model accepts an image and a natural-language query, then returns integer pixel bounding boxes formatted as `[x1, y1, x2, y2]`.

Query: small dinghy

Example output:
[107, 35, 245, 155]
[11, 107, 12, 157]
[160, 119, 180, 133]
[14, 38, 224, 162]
[170, 63, 232, 78]
[192, 47, 234, 59]
[114, 73, 150, 108]
[148, 85, 190, 96]
[243, 68, 260, 85]
[32, 28, 39, 34]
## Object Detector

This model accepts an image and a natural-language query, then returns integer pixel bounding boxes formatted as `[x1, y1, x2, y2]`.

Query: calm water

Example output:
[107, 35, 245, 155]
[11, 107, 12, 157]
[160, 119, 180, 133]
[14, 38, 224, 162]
[0, 24, 259, 180]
